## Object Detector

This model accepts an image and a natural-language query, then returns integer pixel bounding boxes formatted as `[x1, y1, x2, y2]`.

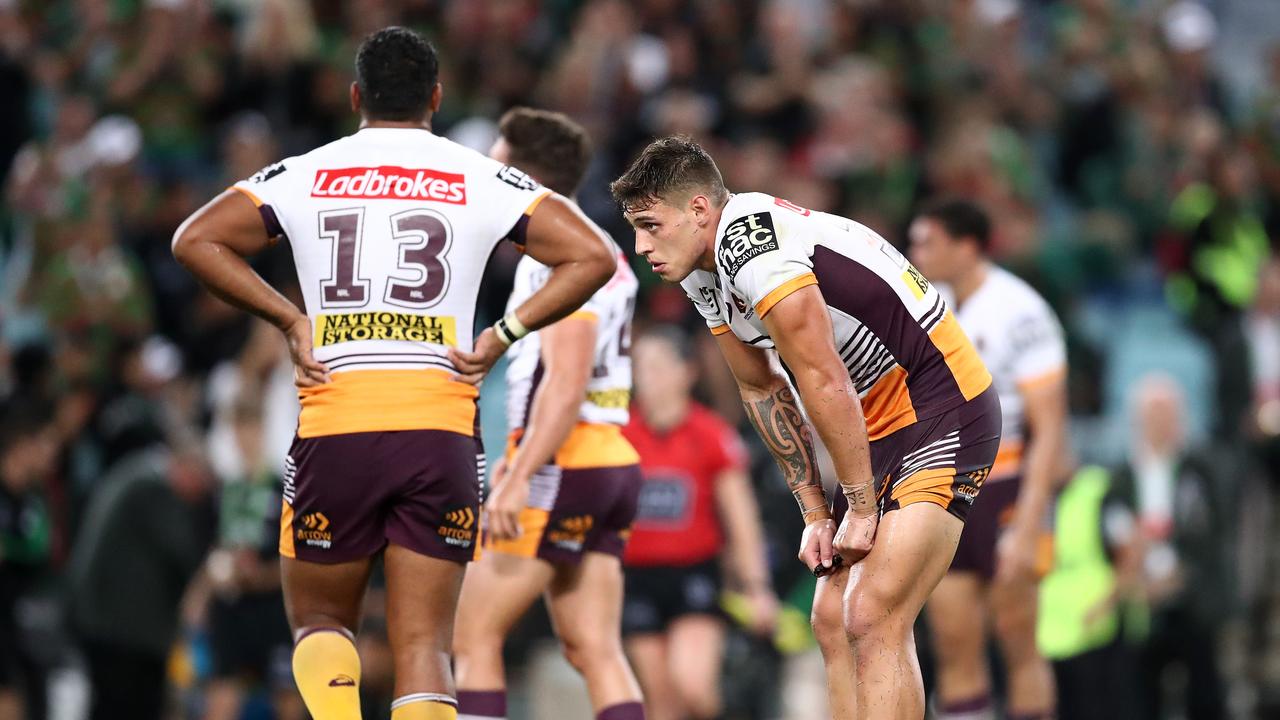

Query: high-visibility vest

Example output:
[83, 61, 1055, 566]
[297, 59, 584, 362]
[1037, 465, 1118, 660]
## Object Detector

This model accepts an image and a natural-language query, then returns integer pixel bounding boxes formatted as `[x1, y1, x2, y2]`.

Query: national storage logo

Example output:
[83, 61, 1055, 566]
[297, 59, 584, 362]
[314, 312, 457, 347]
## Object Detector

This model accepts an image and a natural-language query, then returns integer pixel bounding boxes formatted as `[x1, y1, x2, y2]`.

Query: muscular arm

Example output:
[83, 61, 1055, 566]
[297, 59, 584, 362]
[713, 332, 827, 522]
[171, 189, 301, 331]
[505, 315, 598, 482]
[1012, 375, 1069, 538]
[760, 285, 876, 517]
[509, 195, 616, 332]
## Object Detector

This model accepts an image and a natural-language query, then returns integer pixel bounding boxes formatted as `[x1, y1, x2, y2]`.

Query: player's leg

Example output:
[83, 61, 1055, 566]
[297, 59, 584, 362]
[453, 551, 556, 720]
[842, 501, 964, 720]
[622, 566, 677, 720]
[624, 633, 678, 720]
[663, 614, 726, 720]
[990, 569, 1055, 719]
[282, 556, 373, 720]
[381, 544, 468, 719]
[546, 551, 645, 719]
[812, 566, 857, 720]
[925, 574, 991, 719]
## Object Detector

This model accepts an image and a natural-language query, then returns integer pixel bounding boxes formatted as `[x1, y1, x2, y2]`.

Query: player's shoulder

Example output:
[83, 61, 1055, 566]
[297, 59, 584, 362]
[680, 268, 718, 294]
[983, 266, 1057, 321]
[714, 193, 793, 281]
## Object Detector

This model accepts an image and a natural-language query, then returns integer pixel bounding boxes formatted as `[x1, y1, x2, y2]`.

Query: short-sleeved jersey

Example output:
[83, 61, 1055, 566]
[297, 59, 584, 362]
[622, 403, 747, 567]
[680, 192, 991, 441]
[232, 128, 550, 439]
[945, 266, 1066, 479]
[505, 247, 637, 432]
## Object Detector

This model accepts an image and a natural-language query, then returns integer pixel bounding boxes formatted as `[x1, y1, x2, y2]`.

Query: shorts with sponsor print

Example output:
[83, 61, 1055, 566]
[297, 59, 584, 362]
[481, 463, 643, 565]
[833, 386, 1001, 523]
[949, 475, 1054, 579]
[281, 430, 482, 565]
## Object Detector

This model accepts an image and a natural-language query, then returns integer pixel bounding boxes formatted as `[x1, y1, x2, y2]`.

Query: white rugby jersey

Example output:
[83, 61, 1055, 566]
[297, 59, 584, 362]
[505, 246, 637, 431]
[232, 127, 550, 438]
[680, 192, 991, 441]
[944, 266, 1067, 479]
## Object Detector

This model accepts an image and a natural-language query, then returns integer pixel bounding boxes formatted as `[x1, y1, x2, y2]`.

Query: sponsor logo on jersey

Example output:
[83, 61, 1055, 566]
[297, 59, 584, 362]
[496, 165, 540, 191]
[313, 312, 458, 347]
[249, 162, 287, 184]
[586, 388, 631, 409]
[439, 506, 475, 548]
[297, 512, 332, 548]
[547, 515, 594, 551]
[310, 166, 467, 204]
[717, 212, 778, 281]
[901, 264, 930, 300]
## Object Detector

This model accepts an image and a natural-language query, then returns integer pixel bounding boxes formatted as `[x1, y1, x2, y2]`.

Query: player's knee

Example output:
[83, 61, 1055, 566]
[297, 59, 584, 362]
[842, 590, 900, 649]
[810, 596, 846, 655]
[559, 631, 622, 675]
[451, 623, 501, 664]
[930, 612, 982, 663]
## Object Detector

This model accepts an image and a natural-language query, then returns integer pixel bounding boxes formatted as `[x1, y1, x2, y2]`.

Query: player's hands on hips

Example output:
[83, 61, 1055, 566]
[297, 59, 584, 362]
[450, 327, 507, 385]
[799, 518, 839, 575]
[484, 467, 530, 540]
[995, 524, 1040, 585]
[283, 314, 330, 387]
[834, 510, 879, 565]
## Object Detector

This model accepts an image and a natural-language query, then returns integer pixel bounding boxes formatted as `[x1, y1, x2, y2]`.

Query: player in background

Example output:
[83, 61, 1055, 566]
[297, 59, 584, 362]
[621, 326, 779, 720]
[909, 200, 1067, 720]
[610, 136, 1000, 720]
[451, 108, 646, 720]
[172, 29, 615, 720]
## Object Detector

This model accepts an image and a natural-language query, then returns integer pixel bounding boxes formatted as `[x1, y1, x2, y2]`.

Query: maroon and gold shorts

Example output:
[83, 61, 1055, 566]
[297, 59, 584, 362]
[833, 387, 1001, 523]
[950, 475, 1054, 579]
[280, 430, 482, 565]
[481, 424, 643, 565]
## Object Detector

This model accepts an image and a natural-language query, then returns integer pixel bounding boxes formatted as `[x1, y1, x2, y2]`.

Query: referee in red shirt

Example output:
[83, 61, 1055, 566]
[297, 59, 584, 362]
[621, 326, 779, 720]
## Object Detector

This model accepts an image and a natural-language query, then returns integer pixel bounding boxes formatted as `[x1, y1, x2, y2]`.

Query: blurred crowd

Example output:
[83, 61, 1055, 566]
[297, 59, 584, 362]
[1, 0, 1279, 718]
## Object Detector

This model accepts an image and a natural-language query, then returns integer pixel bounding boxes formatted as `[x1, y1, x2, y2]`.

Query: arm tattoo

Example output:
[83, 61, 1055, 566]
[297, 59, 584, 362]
[742, 385, 823, 509]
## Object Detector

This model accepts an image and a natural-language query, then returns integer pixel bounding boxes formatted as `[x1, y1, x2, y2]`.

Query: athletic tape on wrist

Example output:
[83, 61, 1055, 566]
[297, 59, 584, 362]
[493, 313, 530, 347]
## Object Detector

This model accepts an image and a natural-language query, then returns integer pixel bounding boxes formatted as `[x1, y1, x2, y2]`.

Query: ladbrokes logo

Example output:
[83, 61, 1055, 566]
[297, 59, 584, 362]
[314, 312, 457, 346]
[547, 515, 594, 551]
[297, 512, 332, 548]
[717, 212, 779, 281]
[311, 166, 466, 204]
[439, 507, 475, 548]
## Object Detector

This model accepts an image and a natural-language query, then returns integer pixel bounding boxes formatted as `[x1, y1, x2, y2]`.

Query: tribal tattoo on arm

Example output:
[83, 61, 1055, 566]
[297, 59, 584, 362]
[742, 383, 829, 522]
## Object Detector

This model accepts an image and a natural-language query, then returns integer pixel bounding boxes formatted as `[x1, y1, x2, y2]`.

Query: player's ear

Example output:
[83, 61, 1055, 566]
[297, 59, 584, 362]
[689, 194, 711, 225]
[350, 82, 361, 114]
[430, 83, 443, 113]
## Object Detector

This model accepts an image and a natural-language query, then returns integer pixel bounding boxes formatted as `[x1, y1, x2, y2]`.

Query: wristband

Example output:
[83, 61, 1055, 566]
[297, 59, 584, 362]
[493, 313, 530, 347]
[794, 485, 831, 525]
[841, 480, 878, 517]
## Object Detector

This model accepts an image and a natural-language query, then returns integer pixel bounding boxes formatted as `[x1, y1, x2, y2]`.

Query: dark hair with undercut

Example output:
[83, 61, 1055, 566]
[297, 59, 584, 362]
[355, 26, 439, 122]
[610, 135, 729, 213]
[498, 107, 593, 196]
[916, 198, 992, 252]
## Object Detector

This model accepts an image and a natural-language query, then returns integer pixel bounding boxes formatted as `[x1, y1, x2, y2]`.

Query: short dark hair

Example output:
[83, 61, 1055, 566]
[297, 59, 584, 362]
[638, 324, 694, 362]
[355, 27, 439, 122]
[916, 198, 992, 252]
[610, 135, 728, 213]
[497, 107, 593, 196]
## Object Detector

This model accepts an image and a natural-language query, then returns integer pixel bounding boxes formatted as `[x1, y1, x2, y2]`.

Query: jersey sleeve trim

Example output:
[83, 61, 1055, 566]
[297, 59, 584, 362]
[231, 184, 264, 207]
[754, 272, 818, 317]
[709, 323, 732, 336]
[503, 190, 554, 247]
[1015, 365, 1068, 393]
[229, 185, 286, 243]
[565, 310, 600, 322]
[525, 189, 553, 217]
